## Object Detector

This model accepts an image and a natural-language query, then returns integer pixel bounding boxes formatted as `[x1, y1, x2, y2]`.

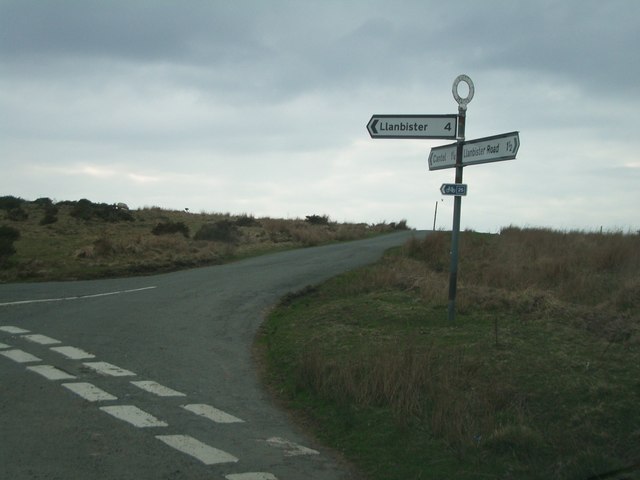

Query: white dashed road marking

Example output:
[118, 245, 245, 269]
[22, 334, 61, 345]
[1, 326, 306, 478]
[51, 346, 95, 360]
[225, 473, 279, 480]
[0, 286, 157, 307]
[181, 404, 244, 424]
[265, 437, 320, 457]
[83, 361, 135, 377]
[63, 382, 117, 402]
[100, 405, 168, 428]
[131, 380, 186, 397]
[27, 365, 76, 381]
[0, 326, 30, 334]
[0, 349, 42, 363]
[155, 435, 239, 465]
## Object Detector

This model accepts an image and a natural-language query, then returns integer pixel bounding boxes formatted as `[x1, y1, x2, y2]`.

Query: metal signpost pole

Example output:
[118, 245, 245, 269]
[368, 74, 518, 322]
[425, 77, 518, 321]
[448, 75, 474, 322]
[447, 107, 464, 321]
[433, 201, 438, 231]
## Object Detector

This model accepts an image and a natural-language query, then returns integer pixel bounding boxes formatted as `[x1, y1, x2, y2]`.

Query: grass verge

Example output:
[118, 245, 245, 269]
[257, 230, 640, 480]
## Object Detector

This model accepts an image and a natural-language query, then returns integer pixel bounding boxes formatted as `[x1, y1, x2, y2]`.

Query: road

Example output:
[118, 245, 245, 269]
[0, 231, 424, 480]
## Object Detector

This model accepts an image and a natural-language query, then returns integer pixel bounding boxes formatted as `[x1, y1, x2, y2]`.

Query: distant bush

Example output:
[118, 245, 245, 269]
[235, 214, 260, 227]
[305, 214, 330, 225]
[70, 199, 134, 222]
[152, 221, 190, 238]
[70, 199, 96, 221]
[0, 196, 24, 211]
[390, 219, 409, 230]
[0, 225, 20, 242]
[40, 204, 59, 225]
[0, 225, 20, 260]
[34, 197, 54, 207]
[194, 220, 240, 243]
[7, 207, 28, 221]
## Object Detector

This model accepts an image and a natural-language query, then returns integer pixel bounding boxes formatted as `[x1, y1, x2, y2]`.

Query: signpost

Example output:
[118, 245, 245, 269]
[428, 131, 520, 170]
[440, 183, 467, 196]
[366, 74, 520, 321]
[367, 115, 457, 139]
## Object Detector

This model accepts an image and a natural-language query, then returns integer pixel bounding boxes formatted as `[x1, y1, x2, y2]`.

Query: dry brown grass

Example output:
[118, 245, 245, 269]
[404, 227, 640, 313]
[261, 218, 390, 247]
[295, 337, 515, 446]
[0, 200, 406, 282]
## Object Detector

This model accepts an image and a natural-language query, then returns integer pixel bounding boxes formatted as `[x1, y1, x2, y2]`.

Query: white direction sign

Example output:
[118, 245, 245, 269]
[428, 131, 520, 171]
[367, 115, 457, 139]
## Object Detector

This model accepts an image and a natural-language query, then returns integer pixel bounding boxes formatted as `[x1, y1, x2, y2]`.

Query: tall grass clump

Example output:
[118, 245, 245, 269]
[194, 220, 240, 243]
[151, 221, 190, 238]
[294, 338, 509, 443]
[404, 231, 450, 272]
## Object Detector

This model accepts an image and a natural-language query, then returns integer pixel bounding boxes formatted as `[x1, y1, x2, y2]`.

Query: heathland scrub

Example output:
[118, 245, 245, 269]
[258, 229, 640, 480]
[0, 197, 408, 283]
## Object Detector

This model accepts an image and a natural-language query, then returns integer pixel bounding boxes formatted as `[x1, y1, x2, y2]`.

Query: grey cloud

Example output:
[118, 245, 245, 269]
[451, 1, 640, 95]
[0, 0, 271, 65]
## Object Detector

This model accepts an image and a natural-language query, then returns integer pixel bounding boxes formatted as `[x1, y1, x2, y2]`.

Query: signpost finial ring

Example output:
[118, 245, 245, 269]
[452, 74, 474, 109]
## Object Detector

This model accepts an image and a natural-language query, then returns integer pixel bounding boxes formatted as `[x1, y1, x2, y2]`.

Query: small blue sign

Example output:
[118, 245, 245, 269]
[440, 183, 467, 196]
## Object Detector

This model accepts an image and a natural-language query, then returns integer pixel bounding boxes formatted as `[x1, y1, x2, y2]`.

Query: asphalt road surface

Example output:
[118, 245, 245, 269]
[0, 231, 425, 480]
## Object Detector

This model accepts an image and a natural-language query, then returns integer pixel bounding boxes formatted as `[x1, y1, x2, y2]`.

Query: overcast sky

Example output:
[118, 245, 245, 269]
[1, 0, 638, 232]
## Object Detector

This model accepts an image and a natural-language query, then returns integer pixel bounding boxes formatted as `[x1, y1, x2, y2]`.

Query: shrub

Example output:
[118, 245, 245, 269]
[40, 204, 59, 225]
[34, 197, 54, 207]
[7, 207, 28, 221]
[97, 203, 133, 222]
[194, 220, 239, 243]
[235, 214, 260, 227]
[70, 199, 134, 222]
[0, 196, 24, 211]
[0, 225, 20, 260]
[305, 214, 330, 225]
[40, 213, 58, 226]
[390, 219, 409, 230]
[152, 221, 190, 238]
[70, 199, 94, 221]
[0, 225, 21, 242]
